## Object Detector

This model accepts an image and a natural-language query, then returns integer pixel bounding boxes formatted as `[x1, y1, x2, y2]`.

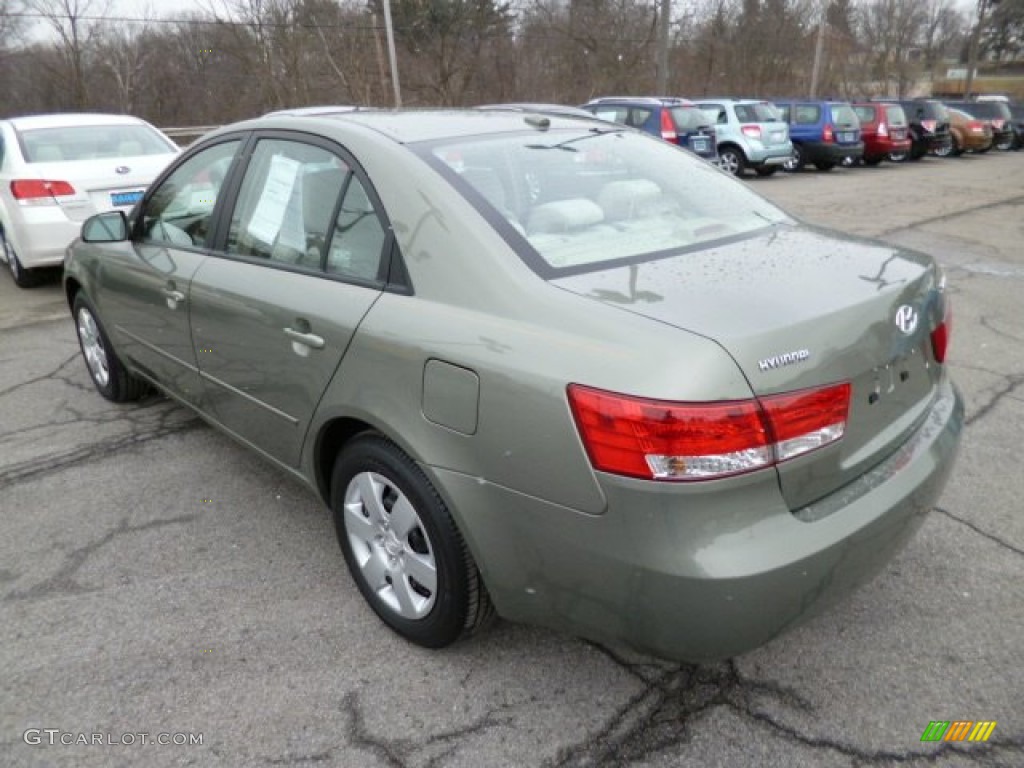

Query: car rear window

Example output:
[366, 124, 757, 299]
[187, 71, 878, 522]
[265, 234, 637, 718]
[669, 106, 711, 131]
[907, 102, 949, 121]
[422, 128, 790, 277]
[734, 103, 781, 123]
[954, 102, 1012, 120]
[885, 105, 907, 126]
[18, 124, 175, 163]
[829, 104, 859, 126]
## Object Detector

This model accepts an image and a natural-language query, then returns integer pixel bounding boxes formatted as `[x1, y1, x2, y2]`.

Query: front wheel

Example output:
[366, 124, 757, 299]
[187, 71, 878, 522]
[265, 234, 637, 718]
[72, 294, 148, 402]
[331, 434, 493, 648]
[717, 147, 747, 177]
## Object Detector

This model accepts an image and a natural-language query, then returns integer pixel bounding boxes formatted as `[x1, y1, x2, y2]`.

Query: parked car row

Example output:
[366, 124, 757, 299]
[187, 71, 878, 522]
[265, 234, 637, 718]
[573, 95, 1021, 177]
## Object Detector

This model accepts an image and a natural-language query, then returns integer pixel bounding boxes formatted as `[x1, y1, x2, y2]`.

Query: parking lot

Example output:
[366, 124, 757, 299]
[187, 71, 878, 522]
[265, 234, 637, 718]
[1, 154, 1022, 767]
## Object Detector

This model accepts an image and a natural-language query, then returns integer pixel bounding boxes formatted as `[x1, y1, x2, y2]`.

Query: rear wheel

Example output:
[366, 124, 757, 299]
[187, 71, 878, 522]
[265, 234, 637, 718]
[995, 138, 1013, 151]
[331, 434, 493, 649]
[934, 140, 954, 158]
[73, 294, 148, 402]
[717, 147, 746, 177]
[814, 161, 836, 171]
[1, 228, 40, 288]
[754, 166, 778, 177]
[888, 151, 908, 163]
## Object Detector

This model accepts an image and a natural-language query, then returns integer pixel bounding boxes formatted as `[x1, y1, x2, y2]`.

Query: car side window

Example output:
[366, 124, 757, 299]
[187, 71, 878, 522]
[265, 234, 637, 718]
[140, 140, 240, 248]
[776, 105, 791, 122]
[592, 107, 628, 126]
[326, 175, 387, 282]
[794, 105, 821, 124]
[226, 139, 348, 270]
[627, 108, 652, 129]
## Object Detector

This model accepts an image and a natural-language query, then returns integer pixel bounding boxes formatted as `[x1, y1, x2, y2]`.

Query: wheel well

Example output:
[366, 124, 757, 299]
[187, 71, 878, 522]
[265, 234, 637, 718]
[315, 417, 376, 506]
[65, 277, 82, 310]
[718, 142, 745, 159]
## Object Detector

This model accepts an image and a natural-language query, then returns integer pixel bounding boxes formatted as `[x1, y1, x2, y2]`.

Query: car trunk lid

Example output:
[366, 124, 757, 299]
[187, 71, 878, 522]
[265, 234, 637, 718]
[552, 224, 948, 510]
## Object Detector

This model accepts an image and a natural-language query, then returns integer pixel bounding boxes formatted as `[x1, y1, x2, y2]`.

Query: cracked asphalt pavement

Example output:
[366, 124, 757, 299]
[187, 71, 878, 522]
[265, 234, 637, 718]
[2, 155, 1022, 767]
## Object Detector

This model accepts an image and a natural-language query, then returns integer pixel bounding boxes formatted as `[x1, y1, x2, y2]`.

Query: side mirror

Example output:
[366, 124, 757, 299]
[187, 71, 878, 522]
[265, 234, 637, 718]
[82, 211, 129, 243]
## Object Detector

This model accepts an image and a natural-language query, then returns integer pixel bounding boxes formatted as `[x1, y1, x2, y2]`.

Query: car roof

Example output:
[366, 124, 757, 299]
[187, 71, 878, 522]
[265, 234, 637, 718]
[583, 97, 695, 107]
[263, 105, 363, 117]
[692, 98, 770, 105]
[476, 103, 598, 119]
[228, 109, 603, 145]
[5, 113, 150, 130]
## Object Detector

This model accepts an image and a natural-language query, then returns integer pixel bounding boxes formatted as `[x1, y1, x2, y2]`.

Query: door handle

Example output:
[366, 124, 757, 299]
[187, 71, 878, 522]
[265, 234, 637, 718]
[283, 327, 325, 350]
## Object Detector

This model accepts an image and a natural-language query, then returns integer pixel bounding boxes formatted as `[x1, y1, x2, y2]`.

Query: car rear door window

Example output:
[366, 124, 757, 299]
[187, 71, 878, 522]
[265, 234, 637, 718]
[140, 139, 241, 248]
[885, 105, 907, 126]
[735, 103, 779, 122]
[830, 104, 858, 126]
[226, 139, 348, 270]
[325, 176, 387, 282]
[853, 106, 875, 124]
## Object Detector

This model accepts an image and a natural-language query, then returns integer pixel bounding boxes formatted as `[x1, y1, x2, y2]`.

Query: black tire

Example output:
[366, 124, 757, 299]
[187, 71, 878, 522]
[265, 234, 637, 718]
[783, 144, 803, 172]
[909, 146, 925, 161]
[814, 161, 836, 171]
[949, 135, 962, 157]
[863, 156, 883, 166]
[888, 151, 908, 163]
[1, 227, 40, 288]
[72, 293, 148, 402]
[717, 146, 747, 177]
[331, 434, 493, 648]
[754, 166, 778, 177]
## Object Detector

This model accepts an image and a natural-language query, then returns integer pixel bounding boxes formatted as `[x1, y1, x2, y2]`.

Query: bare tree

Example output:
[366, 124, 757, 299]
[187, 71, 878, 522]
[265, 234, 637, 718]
[24, 0, 111, 108]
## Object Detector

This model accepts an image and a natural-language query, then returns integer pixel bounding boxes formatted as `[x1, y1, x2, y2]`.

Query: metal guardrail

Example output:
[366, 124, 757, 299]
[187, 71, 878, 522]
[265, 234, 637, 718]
[161, 125, 221, 145]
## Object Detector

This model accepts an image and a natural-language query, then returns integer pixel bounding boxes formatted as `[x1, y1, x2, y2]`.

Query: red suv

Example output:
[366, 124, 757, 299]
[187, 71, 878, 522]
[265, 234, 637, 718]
[851, 102, 912, 164]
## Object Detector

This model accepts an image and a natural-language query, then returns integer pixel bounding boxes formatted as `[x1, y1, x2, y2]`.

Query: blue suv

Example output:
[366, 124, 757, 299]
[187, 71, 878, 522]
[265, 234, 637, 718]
[580, 97, 718, 162]
[772, 100, 864, 171]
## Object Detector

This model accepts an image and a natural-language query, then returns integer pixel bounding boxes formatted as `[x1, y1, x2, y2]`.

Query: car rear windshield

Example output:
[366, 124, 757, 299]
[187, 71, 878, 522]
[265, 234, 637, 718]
[907, 102, 949, 121]
[829, 104, 859, 126]
[420, 128, 790, 277]
[885, 105, 907, 126]
[18, 124, 175, 163]
[734, 103, 781, 123]
[669, 106, 712, 131]
[952, 102, 1012, 120]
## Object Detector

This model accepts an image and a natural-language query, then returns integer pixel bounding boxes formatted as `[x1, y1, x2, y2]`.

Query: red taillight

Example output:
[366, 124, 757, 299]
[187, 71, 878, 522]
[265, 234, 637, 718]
[660, 111, 677, 142]
[968, 121, 985, 133]
[921, 119, 937, 133]
[823, 123, 834, 142]
[10, 179, 76, 200]
[741, 124, 762, 139]
[931, 302, 952, 363]
[567, 382, 850, 481]
[878, 121, 889, 138]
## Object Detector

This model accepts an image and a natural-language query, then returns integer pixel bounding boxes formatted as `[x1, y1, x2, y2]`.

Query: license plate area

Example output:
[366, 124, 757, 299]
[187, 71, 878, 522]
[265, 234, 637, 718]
[691, 138, 710, 153]
[110, 190, 144, 207]
[838, 131, 855, 143]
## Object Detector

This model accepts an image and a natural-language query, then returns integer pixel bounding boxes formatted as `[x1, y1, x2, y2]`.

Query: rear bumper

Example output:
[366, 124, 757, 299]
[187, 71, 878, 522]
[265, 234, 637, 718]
[5, 205, 82, 268]
[432, 377, 963, 661]
[864, 137, 911, 159]
[745, 142, 794, 166]
[961, 133, 993, 152]
[799, 141, 864, 164]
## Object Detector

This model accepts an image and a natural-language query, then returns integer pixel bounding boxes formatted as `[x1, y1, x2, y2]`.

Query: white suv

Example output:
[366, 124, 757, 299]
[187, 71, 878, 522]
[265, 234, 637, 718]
[692, 99, 793, 177]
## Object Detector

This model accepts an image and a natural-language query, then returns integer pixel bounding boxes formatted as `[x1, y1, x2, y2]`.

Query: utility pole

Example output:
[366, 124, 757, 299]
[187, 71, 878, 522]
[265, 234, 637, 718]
[808, 3, 827, 98]
[964, 0, 998, 99]
[381, 0, 402, 107]
[656, 0, 671, 94]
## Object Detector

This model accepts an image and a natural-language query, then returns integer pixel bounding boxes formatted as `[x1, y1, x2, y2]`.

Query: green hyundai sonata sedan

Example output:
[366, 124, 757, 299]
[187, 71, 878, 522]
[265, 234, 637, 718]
[63, 110, 962, 661]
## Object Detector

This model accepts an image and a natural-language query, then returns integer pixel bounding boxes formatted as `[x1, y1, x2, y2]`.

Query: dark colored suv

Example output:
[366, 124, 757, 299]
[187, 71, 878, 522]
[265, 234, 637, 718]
[580, 97, 719, 161]
[773, 100, 864, 171]
[874, 99, 952, 160]
[946, 101, 1016, 151]
[851, 102, 912, 164]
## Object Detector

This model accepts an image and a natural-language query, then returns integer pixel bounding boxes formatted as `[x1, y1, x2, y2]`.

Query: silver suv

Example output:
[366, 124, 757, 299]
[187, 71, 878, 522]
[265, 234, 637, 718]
[692, 99, 793, 177]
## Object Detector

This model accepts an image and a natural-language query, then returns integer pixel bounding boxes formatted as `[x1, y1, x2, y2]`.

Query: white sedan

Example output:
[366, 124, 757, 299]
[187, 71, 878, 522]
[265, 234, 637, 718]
[0, 113, 180, 287]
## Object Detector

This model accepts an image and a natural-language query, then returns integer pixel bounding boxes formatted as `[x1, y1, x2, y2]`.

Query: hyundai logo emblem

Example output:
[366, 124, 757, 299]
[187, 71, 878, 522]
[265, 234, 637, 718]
[115, 165, 130, 175]
[895, 304, 918, 335]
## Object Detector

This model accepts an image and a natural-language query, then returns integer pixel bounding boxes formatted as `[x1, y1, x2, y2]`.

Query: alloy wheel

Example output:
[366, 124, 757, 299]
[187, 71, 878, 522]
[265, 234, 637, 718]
[76, 307, 111, 388]
[343, 471, 438, 620]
